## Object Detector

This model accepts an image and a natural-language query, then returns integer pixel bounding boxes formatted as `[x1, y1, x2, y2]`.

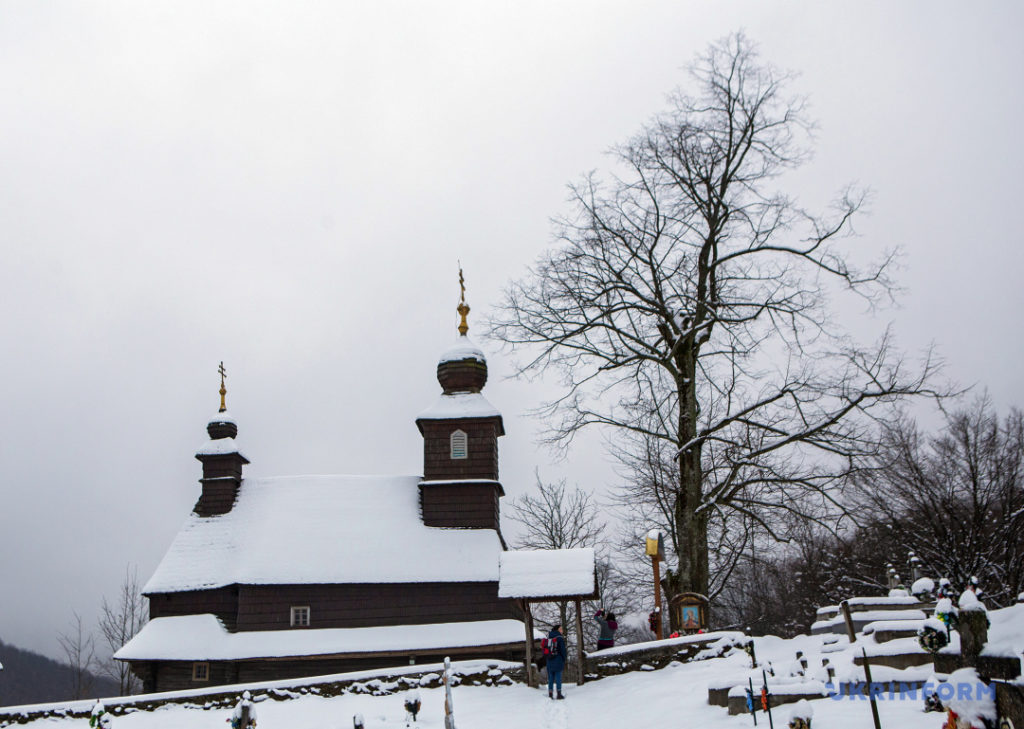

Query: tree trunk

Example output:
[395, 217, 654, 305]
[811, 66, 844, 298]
[665, 350, 710, 630]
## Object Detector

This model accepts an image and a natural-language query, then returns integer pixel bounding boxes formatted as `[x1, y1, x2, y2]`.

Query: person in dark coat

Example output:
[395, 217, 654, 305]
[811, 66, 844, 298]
[594, 609, 618, 651]
[546, 624, 567, 699]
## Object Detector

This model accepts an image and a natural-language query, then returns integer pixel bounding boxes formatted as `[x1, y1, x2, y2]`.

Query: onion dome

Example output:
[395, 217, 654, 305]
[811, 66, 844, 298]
[437, 336, 488, 394]
[436, 269, 488, 393]
[206, 410, 238, 440]
[207, 361, 238, 439]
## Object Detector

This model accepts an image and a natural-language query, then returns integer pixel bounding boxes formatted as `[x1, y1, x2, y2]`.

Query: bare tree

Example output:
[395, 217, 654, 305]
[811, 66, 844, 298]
[98, 566, 148, 695]
[57, 612, 95, 700]
[715, 399, 1023, 634]
[853, 397, 1024, 605]
[506, 473, 605, 552]
[505, 474, 611, 650]
[491, 32, 939, 625]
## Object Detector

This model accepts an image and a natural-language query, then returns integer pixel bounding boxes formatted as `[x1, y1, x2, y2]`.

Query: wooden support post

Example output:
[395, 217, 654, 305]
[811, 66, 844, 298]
[522, 600, 537, 688]
[840, 600, 857, 643]
[575, 599, 585, 685]
[861, 649, 882, 729]
[652, 554, 664, 639]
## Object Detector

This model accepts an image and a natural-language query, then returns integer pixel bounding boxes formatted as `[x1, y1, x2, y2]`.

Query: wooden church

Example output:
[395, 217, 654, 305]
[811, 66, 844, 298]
[116, 282, 527, 692]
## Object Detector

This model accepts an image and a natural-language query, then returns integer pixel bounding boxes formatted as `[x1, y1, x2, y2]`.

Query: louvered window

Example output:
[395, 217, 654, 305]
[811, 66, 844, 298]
[450, 429, 468, 459]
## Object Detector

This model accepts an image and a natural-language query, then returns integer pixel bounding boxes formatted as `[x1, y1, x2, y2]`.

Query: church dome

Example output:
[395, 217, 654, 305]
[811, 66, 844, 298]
[437, 335, 488, 393]
[434, 268, 489, 394]
[207, 362, 237, 439]
[207, 411, 238, 440]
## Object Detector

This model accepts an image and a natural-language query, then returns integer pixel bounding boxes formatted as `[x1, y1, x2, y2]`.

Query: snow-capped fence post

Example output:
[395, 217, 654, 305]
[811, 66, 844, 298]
[908, 552, 922, 583]
[230, 691, 256, 729]
[353, 713, 365, 729]
[443, 656, 456, 729]
[958, 591, 989, 668]
[745, 636, 757, 668]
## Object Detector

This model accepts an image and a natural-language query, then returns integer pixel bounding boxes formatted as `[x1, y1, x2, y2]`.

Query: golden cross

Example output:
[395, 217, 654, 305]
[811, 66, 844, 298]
[218, 361, 227, 412]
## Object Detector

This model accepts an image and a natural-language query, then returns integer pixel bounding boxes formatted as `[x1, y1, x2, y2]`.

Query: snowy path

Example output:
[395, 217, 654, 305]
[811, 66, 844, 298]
[542, 694, 569, 729]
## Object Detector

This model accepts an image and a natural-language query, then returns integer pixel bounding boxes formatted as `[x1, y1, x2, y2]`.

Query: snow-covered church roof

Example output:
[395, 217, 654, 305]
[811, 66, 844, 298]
[116, 614, 531, 661]
[498, 548, 598, 600]
[144, 475, 503, 594]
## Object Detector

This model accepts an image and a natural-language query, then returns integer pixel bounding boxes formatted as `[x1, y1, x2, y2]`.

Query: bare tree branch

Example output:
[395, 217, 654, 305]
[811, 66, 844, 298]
[490, 32, 941, 625]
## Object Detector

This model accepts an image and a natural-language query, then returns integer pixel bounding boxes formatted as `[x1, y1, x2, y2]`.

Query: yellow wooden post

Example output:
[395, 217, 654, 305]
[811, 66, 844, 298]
[646, 529, 665, 639]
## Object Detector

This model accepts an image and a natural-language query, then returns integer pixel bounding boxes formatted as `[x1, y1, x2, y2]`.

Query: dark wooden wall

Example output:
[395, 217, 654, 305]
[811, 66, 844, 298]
[148, 581, 521, 632]
[420, 419, 501, 481]
[420, 482, 501, 529]
[436, 360, 488, 392]
[142, 660, 234, 693]
[193, 477, 239, 517]
[236, 582, 520, 631]
[149, 586, 240, 629]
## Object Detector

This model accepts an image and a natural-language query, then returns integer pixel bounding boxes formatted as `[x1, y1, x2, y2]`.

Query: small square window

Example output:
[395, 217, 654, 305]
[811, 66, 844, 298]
[192, 662, 209, 681]
[291, 606, 310, 627]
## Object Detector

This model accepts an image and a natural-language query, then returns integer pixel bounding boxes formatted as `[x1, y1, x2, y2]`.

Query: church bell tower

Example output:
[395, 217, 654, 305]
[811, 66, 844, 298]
[415, 270, 505, 530]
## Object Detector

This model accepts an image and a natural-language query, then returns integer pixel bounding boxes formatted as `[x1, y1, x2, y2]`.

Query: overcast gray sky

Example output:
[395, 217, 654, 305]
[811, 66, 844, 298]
[1, 2, 1022, 661]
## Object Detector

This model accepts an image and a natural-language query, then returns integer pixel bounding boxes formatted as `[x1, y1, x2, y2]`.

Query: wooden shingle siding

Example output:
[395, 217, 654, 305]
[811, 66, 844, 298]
[421, 419, 500, 481]
[148, 586, 239, 630]
[420, 482, 500, 529]
[150, 660, 233, 692]
[436, 360, 488, 392]
[198, 455, 245, 480]
[194, 477, 239, 517]
[236, 582, 519, 631]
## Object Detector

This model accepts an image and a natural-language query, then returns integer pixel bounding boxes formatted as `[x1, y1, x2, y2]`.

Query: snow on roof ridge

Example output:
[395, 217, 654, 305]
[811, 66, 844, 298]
[196, 436, 246, 458]
[416, 391, 501, 420]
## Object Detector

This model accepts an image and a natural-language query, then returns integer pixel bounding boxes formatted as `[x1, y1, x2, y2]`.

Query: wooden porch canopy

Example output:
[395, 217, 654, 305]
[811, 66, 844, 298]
[498, 548, 598, 687]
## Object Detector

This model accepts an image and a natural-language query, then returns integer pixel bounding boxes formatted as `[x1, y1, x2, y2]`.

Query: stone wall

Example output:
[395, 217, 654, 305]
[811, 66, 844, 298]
[584, 632, 745, 680]
[0, 660, 524, 727]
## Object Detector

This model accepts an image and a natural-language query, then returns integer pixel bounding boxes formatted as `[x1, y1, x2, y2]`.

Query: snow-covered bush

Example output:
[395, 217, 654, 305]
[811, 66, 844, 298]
[911, 576, 935, 600]
[787, 699, 813, 729]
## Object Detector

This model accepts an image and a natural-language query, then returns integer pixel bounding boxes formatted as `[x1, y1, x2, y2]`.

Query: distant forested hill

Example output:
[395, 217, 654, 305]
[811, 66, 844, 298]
[0, 640, 120, 707]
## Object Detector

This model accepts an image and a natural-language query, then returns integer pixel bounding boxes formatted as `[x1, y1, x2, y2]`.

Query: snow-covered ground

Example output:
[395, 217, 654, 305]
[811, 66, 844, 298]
[10, 623, 1005, 729]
